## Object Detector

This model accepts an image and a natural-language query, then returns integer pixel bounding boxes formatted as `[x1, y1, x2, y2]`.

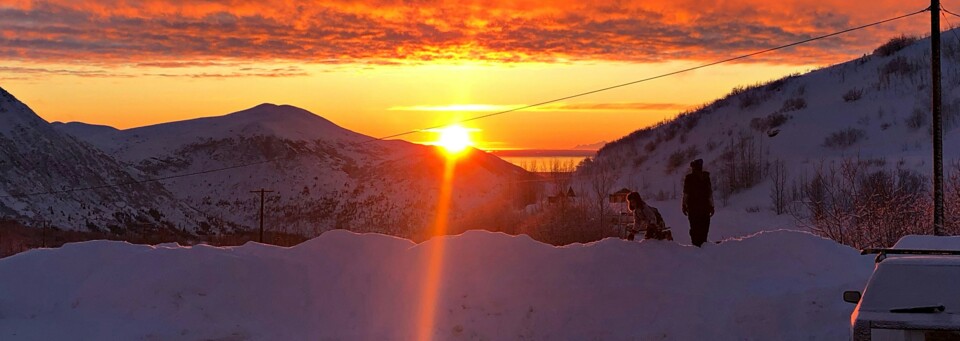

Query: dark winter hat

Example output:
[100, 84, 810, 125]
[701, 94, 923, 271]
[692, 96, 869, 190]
[690, 159, 704, 169]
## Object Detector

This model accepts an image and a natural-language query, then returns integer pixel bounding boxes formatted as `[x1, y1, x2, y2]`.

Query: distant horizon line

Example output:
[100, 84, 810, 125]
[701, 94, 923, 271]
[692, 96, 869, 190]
[485, 149, 596, 157]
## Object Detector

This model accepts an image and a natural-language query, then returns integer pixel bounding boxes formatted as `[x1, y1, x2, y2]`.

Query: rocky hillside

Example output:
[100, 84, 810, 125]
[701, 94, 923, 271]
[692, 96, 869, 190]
[0, 88, 198, 232]
[55, 103, 535, 239]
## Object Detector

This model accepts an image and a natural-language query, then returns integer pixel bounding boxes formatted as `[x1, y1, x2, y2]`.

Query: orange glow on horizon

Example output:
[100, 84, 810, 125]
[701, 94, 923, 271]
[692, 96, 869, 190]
[4, 61, 820, 149]
[0, 0, 934, 149]
[428, 125, 477, 155]
[415, 156, 458, 341]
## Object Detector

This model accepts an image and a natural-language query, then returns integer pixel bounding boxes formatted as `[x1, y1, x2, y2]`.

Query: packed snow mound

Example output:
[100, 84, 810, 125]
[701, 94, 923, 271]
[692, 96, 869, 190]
[0, 230, 873, 340]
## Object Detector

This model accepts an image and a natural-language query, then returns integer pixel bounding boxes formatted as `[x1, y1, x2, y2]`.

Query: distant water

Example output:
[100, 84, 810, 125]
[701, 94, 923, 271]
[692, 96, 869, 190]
[489, 150, 595, 172]
[500, 156, 590, 172]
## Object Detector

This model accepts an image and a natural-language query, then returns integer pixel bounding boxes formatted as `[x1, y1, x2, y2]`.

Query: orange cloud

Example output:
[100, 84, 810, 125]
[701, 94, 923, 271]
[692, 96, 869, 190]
[0, 0, 932, 67]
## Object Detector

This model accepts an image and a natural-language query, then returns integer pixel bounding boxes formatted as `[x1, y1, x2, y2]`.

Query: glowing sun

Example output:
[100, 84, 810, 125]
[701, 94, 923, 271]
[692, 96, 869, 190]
[433, 125, 475, 154]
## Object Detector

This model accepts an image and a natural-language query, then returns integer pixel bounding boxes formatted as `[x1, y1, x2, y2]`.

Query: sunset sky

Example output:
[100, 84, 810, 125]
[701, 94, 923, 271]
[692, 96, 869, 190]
[0, 0, 938, 149]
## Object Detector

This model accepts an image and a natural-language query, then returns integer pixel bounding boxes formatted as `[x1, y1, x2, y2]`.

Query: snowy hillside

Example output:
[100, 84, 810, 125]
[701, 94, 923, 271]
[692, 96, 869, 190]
[580, 34, 960, 244]
[0, 229, 873, 340]
[0, 87, 198, 231]
[55, 103, 369, 159]
[593, 34, 959, 195]
[55, 103, 534, 239]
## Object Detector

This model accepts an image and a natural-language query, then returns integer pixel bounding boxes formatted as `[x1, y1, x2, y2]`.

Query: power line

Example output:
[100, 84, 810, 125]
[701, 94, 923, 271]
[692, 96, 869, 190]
[368, 7, 929, 142]
[942, 5, 960, 18]
[942, 8, 960, 45]
[0, 7, 929, 199]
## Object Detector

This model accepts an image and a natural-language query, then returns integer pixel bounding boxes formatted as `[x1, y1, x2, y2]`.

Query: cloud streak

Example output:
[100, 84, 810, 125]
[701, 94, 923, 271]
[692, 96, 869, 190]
[0, 1, 930, 67]
[389, 102, 688, 112]
[0, 63, 309, 79]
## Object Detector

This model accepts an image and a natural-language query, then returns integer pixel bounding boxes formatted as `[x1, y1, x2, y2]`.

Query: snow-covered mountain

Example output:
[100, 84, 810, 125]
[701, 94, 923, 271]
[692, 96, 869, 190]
[585, 34, 960, 212]
[0, 87, 198, 231]
[56, 103, 534, 239]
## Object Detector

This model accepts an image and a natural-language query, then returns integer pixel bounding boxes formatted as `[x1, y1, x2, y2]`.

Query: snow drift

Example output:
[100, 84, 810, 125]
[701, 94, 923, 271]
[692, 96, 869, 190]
[0, 230, 873, 340]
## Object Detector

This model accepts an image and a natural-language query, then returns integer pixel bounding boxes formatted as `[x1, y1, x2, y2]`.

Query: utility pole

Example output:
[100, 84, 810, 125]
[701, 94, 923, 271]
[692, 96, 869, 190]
[250, 188, 274, 243]
[932, 0, 945, 235]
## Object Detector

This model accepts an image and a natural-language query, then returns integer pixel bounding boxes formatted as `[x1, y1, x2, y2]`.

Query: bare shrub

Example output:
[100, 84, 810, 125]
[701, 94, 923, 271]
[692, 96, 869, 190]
[717, 134, 763, 203]
[823, 127, 866, 149]
[872, 35, 918, 57]
[665, 145, 700, 173]
[762, 78, 787, 93]
[762, 73, 800, 93]
[879, 56, 918, 86]
[549, 158, 576, 197]
[943, 97, 960, 130]
[729, 83, 774, 109]
[644, 140, 658, 153]
[780, 97, 807, 112]
[680, 113, 700, 132]
[518, 200, 615, 246]
[750, 112, 792, 132]
[793, 158, 931, 248]
[660, 121, 682, 142]
[766, 112, 791, 128]
[588, 159, 617, 231]
[706, 140, 719, 152]
[632, 155, 648, 167]
[947, 161, 960, 233]
[770, 159, 788, 215]
[843, 88, 864, 102]
[906, 107, 928, 130]
[739, 91, 762, 109]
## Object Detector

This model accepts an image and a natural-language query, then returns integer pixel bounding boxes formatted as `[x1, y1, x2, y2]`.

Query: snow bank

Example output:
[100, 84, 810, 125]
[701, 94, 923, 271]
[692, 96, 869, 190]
[0, 230, 873, 340]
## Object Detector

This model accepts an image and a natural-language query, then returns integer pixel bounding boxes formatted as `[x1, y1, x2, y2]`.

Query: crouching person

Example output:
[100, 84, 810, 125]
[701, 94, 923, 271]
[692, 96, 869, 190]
[626, 192, 673, 241]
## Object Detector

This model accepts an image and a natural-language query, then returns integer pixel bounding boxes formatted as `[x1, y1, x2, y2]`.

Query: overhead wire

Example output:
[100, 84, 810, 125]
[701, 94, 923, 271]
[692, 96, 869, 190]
[0, 7, 930, 199]
[941, 5, 960, 44]
[942, 5, 960, 18]
[369, 7, 930, 142]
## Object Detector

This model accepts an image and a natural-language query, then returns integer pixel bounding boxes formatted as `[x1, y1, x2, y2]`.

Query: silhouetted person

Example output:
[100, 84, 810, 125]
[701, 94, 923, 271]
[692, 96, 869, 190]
[682, 159, 714, 247]
[627, 192, 672, 241]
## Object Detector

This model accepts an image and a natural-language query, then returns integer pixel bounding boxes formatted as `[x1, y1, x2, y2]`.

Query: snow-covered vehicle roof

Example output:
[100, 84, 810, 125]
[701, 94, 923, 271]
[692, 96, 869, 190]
[848, 236, 960, 340]
[892, 235, 960, 250]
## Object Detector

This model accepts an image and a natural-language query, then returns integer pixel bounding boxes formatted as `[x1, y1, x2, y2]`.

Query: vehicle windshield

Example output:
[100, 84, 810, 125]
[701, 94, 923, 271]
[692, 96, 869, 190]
[860, 260, 960, 314]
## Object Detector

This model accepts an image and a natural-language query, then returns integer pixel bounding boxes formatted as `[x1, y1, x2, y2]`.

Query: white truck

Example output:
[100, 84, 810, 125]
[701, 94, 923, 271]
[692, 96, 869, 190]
[843, 236, 960, 341]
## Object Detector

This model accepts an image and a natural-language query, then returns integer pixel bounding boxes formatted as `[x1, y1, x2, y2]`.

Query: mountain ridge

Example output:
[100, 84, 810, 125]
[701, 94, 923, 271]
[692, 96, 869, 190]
[0, 86, 200, 231]
[50, 100, 534, 239]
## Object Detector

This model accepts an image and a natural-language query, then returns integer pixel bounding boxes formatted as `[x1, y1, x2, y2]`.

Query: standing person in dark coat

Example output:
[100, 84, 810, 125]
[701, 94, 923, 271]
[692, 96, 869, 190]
[682, 159, 714, 247]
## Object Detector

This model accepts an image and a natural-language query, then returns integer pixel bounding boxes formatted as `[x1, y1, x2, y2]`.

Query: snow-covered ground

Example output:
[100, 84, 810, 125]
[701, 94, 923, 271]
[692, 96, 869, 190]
[0, 229, 873, 340]
[647, 196, 799, 245]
